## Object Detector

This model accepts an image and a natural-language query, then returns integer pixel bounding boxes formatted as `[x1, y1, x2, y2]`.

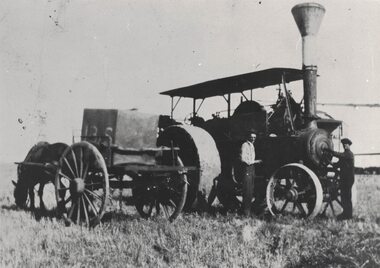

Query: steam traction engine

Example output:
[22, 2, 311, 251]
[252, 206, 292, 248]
[15, 3, 346, 224]
[160, 3, 345, 218]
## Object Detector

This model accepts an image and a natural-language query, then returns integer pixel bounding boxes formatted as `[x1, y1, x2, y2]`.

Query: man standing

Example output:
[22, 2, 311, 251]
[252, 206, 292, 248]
[238, 130, 262, 216]
[326, 138, 355, 220]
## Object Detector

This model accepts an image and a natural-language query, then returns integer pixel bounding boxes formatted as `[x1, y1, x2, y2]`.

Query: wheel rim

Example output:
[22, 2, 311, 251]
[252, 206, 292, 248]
[133, 157, 188, 221]
[55, 141, 109, 227]
[266, 163, 323, 218]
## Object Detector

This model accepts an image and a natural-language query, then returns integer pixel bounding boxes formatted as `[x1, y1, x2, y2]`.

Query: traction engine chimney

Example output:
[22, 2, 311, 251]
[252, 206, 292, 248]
[292, 3, 325, 119]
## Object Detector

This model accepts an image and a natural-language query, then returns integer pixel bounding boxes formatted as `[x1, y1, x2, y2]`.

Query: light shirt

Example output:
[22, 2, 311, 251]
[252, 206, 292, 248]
[240, 141, 256, 165]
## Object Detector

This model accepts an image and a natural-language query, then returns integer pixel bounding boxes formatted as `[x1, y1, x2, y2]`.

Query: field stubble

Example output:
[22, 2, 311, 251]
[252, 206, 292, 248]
[0, 163, 379, 267]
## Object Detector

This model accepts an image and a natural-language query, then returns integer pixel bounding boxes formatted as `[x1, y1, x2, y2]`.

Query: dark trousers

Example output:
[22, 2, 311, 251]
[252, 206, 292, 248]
[240, 163, 255, 215]
[341, 175, 354, 217]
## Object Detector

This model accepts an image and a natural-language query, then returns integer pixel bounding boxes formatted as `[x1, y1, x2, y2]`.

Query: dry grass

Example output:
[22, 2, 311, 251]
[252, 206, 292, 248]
[0, 163, 379, 267]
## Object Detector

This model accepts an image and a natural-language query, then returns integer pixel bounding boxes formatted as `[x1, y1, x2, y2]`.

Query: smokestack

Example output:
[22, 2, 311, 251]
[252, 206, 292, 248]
[292, 3, 325, 119]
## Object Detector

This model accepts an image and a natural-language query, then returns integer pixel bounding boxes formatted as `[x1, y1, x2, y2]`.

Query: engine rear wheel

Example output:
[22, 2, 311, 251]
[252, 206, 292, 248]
[320, 165, 357, 218]
[55, 141, 109, 227]
[266, 163, 323, 218]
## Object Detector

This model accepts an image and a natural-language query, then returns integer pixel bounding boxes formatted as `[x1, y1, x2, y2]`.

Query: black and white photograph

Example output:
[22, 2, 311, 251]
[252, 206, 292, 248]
[1, 0, 379, 267]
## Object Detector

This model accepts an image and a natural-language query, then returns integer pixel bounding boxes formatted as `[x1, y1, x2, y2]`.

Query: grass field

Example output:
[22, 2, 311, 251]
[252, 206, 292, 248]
[0, 162, 379, 267]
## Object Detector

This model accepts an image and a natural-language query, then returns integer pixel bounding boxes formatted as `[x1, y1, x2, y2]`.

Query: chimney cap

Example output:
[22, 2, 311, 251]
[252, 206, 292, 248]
[292, 2, 326, 37]
[292, 2, 325, 12]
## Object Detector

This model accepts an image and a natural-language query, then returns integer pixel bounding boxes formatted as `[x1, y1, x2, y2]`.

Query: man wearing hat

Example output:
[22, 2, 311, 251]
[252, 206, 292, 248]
[325, 138, 355, 220]
[237, 129, 262, 216]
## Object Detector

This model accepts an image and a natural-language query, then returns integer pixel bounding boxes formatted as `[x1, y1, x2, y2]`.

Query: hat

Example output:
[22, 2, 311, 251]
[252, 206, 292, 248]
[247, 128, 257, 134]
[341, 138, 352, 145]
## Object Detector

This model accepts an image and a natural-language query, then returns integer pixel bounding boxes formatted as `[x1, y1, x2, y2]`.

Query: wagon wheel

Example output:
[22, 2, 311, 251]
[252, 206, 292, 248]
[55, 141, 109, 227]
[132, 156, 188, 222]
[266, 163, 323, 219]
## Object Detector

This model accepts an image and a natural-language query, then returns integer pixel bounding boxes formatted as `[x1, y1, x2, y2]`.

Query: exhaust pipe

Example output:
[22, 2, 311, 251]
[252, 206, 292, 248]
[292, 3, 325, 119]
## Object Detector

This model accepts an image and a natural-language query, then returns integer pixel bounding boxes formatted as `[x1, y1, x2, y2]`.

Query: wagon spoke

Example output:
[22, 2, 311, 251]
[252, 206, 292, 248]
[64, 196, 72, 205]
[85, 182, 103, 187]
[82, 163, 89, 180]
[68, 202, 76, 220]
[79, 147, 83, 179]
[71, 149, 79, 178]
[63, 157, 76, 178]
[58, 187, 70, 192]
[83, 192, 99, 217]
[85, 189, 103, 201]
[82, 197, 90, 226]
[59, 171, 72, 181]
[76, 198, 81, 224]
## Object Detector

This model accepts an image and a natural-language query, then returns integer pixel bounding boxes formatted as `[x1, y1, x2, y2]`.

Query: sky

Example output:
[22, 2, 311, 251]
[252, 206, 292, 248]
[0, 0, 379, 167]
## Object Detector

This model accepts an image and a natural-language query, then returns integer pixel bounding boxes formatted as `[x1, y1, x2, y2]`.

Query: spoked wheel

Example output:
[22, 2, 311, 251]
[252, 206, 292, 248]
[55, 141, 109, 227]
[132, 157, 188, 222]
[266, 163, 323, 219]
[216, 165, 256, 213]
[320, 166, 343, 217]
[320, 166, 357, 218]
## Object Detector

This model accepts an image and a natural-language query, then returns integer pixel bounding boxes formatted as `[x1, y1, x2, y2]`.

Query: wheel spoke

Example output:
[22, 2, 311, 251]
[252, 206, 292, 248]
[79, 147, 83, 179]
[71, 149, 79, 178]
[85, 189, 103, 201]
[280, 200, 289, 212]
[82, 197, 90, 226]
[63, 157, 77, 178]
[162, 204, 170, 218]
[83, 192, 99, 217]
[321, 202, 328, 215]
[64, 196, 72, 205]
[59, 171, 72, 181]
[168, 199, 177, 208]
[58, 187, 70, 191]
[155, 200, 160, 215]
[329, 201, 336, 216]
[146, 201, 154, 216]
[296, 202, 307, 216]
[82, 163, 89, 180]
[76, 198, 81, 224]
[68, 202, 76, 220]
[335, 197, 343, 207]
[85, 182, 103, 187]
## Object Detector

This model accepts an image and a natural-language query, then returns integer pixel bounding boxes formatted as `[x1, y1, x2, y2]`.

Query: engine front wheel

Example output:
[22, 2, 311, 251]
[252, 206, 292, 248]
[266, 163, 323, 219]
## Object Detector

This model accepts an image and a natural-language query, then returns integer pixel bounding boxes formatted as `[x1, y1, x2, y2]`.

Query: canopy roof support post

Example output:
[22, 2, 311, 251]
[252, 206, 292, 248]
[171, 97, 174, 119]
[193, 98, 196, 116]
[171, 96, 182, 119]
[227, 94, 231, 118]
[241, 92, 249, 102]
[196, 99, 205, 114]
